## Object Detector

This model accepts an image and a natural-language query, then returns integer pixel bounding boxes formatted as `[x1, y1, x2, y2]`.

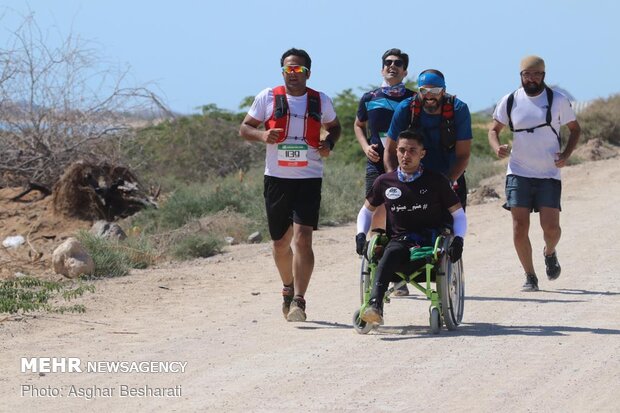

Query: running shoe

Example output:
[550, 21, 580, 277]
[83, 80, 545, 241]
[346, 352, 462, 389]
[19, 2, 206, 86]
[522, 273, 539, 292]
[282, 286, 294, 319]
[287, 297, 307, 322]
[544, 249, 561, 280]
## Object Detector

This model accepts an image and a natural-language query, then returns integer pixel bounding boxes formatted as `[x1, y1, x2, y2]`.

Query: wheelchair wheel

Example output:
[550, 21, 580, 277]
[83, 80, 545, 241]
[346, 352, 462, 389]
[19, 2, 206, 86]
[429, 307, 440, 335]
[359, 256, 371, 304]
[353, 309, 373, 334]
[437, 238, 465, 331]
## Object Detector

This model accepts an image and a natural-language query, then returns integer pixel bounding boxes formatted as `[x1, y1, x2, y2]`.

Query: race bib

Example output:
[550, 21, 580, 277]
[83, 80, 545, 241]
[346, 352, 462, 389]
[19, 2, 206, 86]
[277, 143, 308, 167]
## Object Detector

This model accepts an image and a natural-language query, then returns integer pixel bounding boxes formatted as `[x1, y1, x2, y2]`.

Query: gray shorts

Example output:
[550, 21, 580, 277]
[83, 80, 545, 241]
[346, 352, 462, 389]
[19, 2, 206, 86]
[504, 174, 561, 212]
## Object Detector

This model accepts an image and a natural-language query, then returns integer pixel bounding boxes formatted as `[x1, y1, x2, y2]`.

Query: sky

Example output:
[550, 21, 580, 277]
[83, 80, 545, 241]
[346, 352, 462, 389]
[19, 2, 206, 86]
[2, 0, 619, 115]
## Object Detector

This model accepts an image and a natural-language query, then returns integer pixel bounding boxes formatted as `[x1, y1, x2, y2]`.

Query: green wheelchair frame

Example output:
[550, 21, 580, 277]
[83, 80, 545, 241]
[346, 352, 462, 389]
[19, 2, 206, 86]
[353, 229, 464, 334]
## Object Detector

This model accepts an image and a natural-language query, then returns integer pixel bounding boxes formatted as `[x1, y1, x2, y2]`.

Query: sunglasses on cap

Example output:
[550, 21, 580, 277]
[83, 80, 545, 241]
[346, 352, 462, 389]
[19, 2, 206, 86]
[419, 86, 444, 95]
[383, 59, 404, 68]
[282, 65, 309, 74]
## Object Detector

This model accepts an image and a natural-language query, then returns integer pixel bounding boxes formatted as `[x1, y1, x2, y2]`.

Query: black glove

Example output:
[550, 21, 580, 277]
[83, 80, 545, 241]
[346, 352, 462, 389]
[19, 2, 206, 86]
[448, 236, 463, 263]
[355, 233, 367, 256]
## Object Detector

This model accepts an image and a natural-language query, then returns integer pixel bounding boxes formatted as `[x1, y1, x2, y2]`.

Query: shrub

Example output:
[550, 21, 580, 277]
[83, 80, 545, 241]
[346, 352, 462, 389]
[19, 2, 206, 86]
[123, 113, 263, 184]
[321, 162, 365, 224]
[0, 277, 94, 314]
[577, 94, 620, 145]
[471, 124, 499, 159]
[129, 160, 366, 250]
[130, 166, 266, 236]
[77, 231, 156, 277]
[465, 155, 505, 189]
[330, 88, 365, 166]
[171, 234, 223, 260]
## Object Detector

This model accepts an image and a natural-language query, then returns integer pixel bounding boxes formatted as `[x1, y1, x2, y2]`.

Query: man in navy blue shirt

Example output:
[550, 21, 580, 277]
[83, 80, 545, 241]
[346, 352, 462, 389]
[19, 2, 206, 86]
[355, 48, 415, 296]
[384, 69, 472, 208]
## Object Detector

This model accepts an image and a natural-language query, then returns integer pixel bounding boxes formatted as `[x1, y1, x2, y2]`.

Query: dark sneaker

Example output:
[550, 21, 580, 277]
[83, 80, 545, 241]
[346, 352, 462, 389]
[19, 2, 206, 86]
[522, 273, 539, 292]
[287, 297, 307, 322]
[393, 283, 410, 297]
[544, 250, 561, 280]
[282, 286, 294, 319]
[361, 305, 384, 325]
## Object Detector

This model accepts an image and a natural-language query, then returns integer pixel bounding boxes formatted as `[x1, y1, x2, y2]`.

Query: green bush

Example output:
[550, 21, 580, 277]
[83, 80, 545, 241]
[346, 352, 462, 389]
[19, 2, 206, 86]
[0, 277, 94, 314]
[77, 231, 155, 277]
[471, 124, 499, 159]
[577, 94, 620, 145]
[122, 110, 263, 185]
[131, 166, 266, 236]
[171, 234, 223, 260]
[321, 161, 365, 224]
[128, 160, 365, 249]
[465, 155, 505, 189]
[465, 124, 507, 188]
[330, 88, 365, 166]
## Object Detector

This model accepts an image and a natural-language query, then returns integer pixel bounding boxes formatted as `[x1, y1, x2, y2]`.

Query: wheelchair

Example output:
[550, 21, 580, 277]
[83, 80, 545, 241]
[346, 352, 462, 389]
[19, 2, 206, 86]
[353, 229, 464, 334]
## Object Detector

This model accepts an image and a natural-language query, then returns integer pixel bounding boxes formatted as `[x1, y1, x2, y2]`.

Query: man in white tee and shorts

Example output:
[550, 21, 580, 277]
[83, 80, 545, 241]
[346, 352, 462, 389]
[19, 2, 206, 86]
[239, 48, 341, 321]
[488, 55, 581, 292]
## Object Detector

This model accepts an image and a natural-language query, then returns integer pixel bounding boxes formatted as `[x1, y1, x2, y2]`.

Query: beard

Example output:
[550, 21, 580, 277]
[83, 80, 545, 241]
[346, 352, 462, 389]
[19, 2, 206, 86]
[522, 80, 545, 95]
[422, 98, 440, 112]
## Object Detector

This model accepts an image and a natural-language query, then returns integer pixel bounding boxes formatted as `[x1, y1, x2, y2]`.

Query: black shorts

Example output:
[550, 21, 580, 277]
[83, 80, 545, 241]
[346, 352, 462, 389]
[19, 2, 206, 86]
[263, 176, 322, 240]
[365, 169, 381, 197]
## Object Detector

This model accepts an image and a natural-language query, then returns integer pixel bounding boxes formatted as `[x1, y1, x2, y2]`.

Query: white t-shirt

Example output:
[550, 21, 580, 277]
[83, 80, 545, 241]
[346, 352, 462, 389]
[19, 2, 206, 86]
[248, 87, 337, 179]
[493, 87, 576, 180]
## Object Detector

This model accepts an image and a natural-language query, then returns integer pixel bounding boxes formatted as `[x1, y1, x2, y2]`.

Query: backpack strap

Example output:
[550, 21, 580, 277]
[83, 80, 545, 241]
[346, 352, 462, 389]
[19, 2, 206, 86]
[304, 88, 322, 147]
[544, 87, 561, 145]
[273, 85, 288, 119]
[408, 92, 422, 130]
[507, 91, 516, 132]
[307, 88, 321, 122]
[439, 94, 456, 151]
[265, 86, 290, 142]
[508, 87, 560, 145]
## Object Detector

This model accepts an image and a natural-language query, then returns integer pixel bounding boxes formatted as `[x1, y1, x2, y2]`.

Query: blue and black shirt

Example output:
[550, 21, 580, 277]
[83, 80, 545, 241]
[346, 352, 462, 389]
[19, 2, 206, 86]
[357, 86, 415, 174]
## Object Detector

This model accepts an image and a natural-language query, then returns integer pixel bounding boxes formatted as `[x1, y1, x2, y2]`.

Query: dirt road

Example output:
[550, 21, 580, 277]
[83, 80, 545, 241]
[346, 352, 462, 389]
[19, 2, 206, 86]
[1, 157, 619, 412]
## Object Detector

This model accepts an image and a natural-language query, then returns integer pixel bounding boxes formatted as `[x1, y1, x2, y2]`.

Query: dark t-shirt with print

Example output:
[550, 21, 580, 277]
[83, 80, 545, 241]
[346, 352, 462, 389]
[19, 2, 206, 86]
[367, 169, 460, 239]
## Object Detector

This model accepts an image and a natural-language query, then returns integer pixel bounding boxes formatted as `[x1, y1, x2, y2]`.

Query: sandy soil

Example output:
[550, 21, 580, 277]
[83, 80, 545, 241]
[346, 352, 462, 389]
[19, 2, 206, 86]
[0, 188, 91, 279]
[1, 156, 620, 412]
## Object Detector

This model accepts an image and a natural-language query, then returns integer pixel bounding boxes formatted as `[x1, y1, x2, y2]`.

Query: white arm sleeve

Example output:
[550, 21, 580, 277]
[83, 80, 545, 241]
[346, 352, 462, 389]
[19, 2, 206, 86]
[451, 208, 467, 238]
[356, 205, 373, 235]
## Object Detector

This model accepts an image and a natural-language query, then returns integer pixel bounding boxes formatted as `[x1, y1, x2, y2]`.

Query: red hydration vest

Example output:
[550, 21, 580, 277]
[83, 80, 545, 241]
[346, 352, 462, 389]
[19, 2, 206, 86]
[264, 86, 322, 148]
[408, 92, 457, 151]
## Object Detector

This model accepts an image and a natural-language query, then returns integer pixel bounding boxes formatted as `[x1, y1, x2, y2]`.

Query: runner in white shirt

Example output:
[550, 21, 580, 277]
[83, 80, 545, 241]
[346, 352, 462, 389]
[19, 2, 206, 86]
[248, 87, 337, 179]
[239, 48, 341, 322]
[488, 55, 581, 292]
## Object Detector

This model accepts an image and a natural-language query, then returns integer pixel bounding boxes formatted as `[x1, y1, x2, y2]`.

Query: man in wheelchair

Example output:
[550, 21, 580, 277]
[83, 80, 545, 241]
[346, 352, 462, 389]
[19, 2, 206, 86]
[355, 129, 467, 325]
